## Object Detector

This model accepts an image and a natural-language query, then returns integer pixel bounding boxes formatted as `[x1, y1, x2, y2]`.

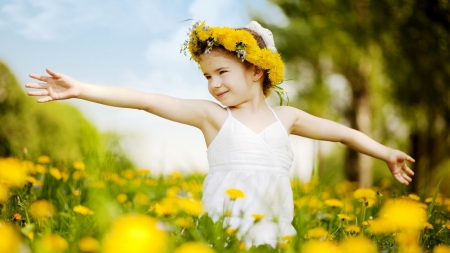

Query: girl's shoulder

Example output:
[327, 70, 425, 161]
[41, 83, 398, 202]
[271, 105, 303, 130]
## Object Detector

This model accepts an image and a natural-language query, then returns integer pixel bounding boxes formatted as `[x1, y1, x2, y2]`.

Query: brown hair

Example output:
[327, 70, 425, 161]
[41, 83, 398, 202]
[193, 28, 272, 97]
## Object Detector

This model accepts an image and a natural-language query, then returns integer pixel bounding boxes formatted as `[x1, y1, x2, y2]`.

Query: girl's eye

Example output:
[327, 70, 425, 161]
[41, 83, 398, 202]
[219, 71, 227, 75]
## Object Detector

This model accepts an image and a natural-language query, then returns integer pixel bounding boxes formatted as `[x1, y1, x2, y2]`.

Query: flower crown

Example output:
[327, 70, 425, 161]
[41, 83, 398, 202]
[181, 21, 287, 101]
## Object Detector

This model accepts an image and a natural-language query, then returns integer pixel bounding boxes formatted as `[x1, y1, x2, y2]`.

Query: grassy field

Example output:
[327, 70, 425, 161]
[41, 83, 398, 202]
[0, 156, 449, 253]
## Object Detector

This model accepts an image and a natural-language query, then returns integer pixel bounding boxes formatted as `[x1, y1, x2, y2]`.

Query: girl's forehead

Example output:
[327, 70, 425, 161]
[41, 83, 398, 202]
[199, 51, 242, 68]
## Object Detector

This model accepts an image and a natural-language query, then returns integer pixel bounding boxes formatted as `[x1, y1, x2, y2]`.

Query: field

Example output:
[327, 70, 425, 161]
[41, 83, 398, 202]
[0, 156, 449, 253]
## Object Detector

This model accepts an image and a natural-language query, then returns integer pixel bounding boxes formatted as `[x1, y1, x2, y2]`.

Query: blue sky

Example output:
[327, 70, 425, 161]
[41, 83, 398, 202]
[0, 0, 314, 178]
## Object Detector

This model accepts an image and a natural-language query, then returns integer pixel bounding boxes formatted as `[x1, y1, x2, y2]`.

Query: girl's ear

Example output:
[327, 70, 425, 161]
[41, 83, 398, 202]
[252, 66, 265, 82]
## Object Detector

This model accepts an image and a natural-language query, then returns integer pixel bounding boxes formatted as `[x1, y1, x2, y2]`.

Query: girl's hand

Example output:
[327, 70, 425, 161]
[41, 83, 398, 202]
[26, 69, 80, 103]
[386, 149, 415, 185]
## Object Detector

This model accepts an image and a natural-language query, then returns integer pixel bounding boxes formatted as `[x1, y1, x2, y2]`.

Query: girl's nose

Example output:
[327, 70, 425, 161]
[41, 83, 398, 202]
[211, 78, 222, 88]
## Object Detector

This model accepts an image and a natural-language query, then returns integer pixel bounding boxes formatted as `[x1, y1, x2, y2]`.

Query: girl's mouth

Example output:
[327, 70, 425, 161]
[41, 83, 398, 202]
[217, 91, 229, 97]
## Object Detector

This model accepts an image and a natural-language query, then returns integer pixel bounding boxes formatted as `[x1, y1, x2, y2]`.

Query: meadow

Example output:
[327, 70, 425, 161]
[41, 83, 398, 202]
[0, 156, 449, 253]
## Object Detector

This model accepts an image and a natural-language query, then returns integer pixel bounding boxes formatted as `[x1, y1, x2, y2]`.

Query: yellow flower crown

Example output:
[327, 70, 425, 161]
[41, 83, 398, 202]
[181, 21, 287, 101]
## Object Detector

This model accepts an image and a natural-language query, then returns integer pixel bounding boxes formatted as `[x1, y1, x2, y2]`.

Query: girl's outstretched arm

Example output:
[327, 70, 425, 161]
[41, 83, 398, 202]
[282, 106, 415, 185]
[26, 69, 216, 129]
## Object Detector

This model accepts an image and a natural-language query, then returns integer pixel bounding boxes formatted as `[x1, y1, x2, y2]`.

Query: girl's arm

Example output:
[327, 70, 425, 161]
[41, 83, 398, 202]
[283, 106, 415, 185]
[25, 69, 215, 129]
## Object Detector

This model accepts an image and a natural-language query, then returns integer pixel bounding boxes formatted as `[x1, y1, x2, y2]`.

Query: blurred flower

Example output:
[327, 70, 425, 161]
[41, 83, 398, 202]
[35, 165, 46, 174]
[0, 221, 21, 253]
[301, 240, 340, 253]
[29, 200, 56, 219]
[426, 197, 443, 205]
[121, 169, 134, 179]
[337, 214, 355, 222]
[166, 187, 181, 197]
[251, 213, 264, 223]
[305, 227, 328, 239]
[0, 158, 28, 187]
[174, 242, 215, 253]
[178, 198, 203, 216]
[153, 198, 179, 216]
[353, 188, 377, 203]
[135, 169, 150, 176]
[134, 193, 149, 206]
[175, 218, 193, 228]
[294, 196, 323, 209]
[73, 189, 81, 196]
[73, 171, 84, 180]
[325, 198, 344, 208]
[49, 168, 62, 180]
[73, 205, 94, 215]
[408, 194, 420, 201]
[339, 236, 377, 253]
[26, 176, 42, 187]
[433, 244, 450, 253]
[102, 214, 168, 253]
[37, 156, 51, 164]
[226, 228, 237, 235]
[61, 171, 70, 182]
[73, 161, 85, 170]
[344, 225, 361, 234]
[12, 212, 21, 221]
[39, 234, 68, 252]
[78, 236, 100, 253]
[424, 222, 434, 230]
[116, 194, 128, 204]
[225, 188, 245, 200]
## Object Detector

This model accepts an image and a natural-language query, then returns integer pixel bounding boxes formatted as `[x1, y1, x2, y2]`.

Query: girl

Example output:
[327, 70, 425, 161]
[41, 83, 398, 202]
[26, 21, 415, 248]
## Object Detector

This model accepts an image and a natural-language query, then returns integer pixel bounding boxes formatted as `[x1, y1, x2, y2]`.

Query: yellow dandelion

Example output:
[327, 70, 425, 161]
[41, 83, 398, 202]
[12, 213, 21, 221]
[301, 240, 340, 253]
[35, 164, 46, 174]
[134, 193, 149, 206]
[337, 214, 355, 222]
[153, 197, 179, 216]
[78, 236, 100, 253]
[178, 198, 203, 216]
[294, 196, 323, 209]
[73, 189, 81, 196]
[344, 225, 361, 234]
[0, 158, 28, 187]
[136, 169, 150, 176]
[175, 217, 193, 228]
[73, 170, 84, 180]
[116, 194, 128, 204]
[121, 169, 134, 179]
[377, 198, 427, 232]
[0, 221, 21, 253]
[433, 245, 450, 253]
[175, 242, 215, 253]
[102, 214, 168, 253]
[339, 236, 377, 253]
[225, 188, 245, 200]
[73, 161, 85, 170]
[408, 194, 421, 201]
[73, 205, 94, 215]
[226, 228, 237, 235]
[305, 227, 328, 239]
[0, 184, 9, 203]
[251, 213, 264, 222]
[40, 234, 68, 252]
[37, 155, 51, 164]
[29, 200, 56, 219]
[424, 222, 434, 230]
[353, 188, 377, 202]
[49, 168, 62, 180]
[325, 198, 344, 208]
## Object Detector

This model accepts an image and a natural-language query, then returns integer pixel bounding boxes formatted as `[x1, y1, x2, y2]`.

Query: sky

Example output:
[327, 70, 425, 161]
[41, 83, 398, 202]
[0, 0, 316, 180]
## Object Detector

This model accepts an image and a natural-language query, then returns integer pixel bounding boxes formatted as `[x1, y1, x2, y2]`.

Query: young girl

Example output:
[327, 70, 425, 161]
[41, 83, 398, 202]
[26, 21, 414, 248]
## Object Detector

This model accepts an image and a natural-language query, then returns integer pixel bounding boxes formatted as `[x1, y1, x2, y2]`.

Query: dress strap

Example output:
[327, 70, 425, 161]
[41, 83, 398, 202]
[225, 107, 232, 116]
[267, 106, 281, 122]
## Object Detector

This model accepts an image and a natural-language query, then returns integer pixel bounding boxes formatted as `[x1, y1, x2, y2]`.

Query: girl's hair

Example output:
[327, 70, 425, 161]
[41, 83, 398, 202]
[193, 28, 272, 97]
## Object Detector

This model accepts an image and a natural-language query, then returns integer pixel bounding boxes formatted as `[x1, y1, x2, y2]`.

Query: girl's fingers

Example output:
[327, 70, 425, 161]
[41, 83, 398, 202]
[37, 96, 53, 103]
[46, 69, 61, 79]
[405, 155, 416, 163]
[27, 90, 49, 96]
[404, 166, 414, 175]
[402, 173, 412, 182]
[29, 74, 51, 82]
[25, 83, 49, 89]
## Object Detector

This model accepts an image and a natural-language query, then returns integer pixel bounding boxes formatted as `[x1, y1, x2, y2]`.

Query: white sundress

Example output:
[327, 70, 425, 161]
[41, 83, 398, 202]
[202, 106, 297, 248]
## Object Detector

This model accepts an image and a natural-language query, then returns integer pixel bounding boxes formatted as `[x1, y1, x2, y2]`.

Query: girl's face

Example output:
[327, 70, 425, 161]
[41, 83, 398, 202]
[199, 50, 262, 107]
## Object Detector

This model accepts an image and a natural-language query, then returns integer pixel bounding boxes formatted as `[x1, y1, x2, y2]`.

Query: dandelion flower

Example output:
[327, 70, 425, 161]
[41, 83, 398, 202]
[433, 245, 450, 253]
[29, 200, 56, 219]
[305, 227, 328, 239]
[102, 214, 168, 253]
[73, 205, 94, 215]
[174, 242, 215, 253]
[78, 236, 100, 253]
[37, 155, 51, 164]
[0, 184, 8, 203]
[134, 193, 149, 206]
[178, 198, 203, 216]
[339, 236, 377, 253]
[324, 198, 344, 208]
[344, 225, 361, 234]
[39, 234, 68, 252]
[251, 213, 264, 222]
[301, 240, 340, 253]
[337, 214, 355, 222]
[353, 188, 377, 202]
[116, 194, 127, 204]
[73, 161, 85, 170]
[0, 158, 28, 187]
[49, 168, 62, 180]
[225, 188, 245, 200]
[0, 221, 21, 253]
[175, 218, 193, 228]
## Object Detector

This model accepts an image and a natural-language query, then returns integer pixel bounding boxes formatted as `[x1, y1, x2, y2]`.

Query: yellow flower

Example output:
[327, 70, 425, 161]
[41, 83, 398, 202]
[73, 189, 81, 196]
[337, 214, 355, 221]
[40, 234, 68, 252]
[135, 169, 150, 176]
[226, 228, 237, 235]
[251, 213, 264, 222]
[301, 240, 340, 253]
[26, 176, 42, 187]
[121, 169, 134, 179]
[344, 225, 361, 234]
[37, 155, 51, 164]
[78, 236, 100, 253]
[178, 198, 203, 216]
[305, 227, 328, 239]
[35, 164, 46, 174]
[424, 222, 433, 230]
[116, 194, 128, 204]
[29, 200, 56, 219]
[134, 193, 149, 206]
[324, 198, 344, 208]
[339, 236, 377, 253]
[0, 158, 28, 187]
[175, 218, 193, 228]
[73, 170, 84, 180]
[73, 205, 94, 215]
[73, 161, 85, 170]
[353, 188, 377, 202]
[0, 221, 21, 253]
[102, 214, 168, 253]
[174, 242, 216, 253]
[49, 168, 62, 180]
[294, 196, 323, 209]
[225, 188, 245, 200]
[153, 197, 179, 216]
[433, 245, 450, 253]
[408, 194, 420, 201]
